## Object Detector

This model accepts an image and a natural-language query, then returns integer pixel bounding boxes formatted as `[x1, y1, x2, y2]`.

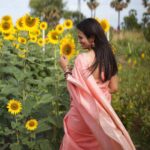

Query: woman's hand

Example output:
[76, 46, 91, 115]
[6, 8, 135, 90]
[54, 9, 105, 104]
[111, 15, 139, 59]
[58, 55, 69, 72]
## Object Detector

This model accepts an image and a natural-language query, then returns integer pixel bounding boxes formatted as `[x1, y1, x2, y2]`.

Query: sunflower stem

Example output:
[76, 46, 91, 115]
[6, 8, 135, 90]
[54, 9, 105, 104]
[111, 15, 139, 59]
[15, 118, 19, 144]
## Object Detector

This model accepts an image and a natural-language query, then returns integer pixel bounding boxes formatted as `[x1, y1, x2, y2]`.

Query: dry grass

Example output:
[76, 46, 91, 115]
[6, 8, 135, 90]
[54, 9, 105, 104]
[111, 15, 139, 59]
[111, 30, 145, 42]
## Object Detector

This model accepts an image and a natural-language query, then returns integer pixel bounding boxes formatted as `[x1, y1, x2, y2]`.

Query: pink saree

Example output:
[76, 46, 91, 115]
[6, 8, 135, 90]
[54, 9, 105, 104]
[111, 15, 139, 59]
[60, 53, 136, 150]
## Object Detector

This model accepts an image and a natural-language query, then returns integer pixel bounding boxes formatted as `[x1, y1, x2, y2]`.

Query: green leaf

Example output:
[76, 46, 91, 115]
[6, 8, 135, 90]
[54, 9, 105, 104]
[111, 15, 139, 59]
[10, 143, 22, 150]
[38, 139, 51, 150]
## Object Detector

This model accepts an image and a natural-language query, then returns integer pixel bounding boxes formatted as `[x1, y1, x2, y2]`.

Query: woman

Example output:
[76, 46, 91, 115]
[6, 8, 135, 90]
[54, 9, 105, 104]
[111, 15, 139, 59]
[59, 18, 135, 150]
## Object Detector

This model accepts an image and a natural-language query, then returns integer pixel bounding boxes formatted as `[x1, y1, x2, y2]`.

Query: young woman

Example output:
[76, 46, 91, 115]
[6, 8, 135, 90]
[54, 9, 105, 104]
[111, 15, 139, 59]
[59, 18, 135, 150]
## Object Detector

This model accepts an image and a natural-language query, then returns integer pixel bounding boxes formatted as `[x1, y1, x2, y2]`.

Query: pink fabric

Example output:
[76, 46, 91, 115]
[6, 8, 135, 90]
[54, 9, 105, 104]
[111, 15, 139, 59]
[60, 53, 136, 150]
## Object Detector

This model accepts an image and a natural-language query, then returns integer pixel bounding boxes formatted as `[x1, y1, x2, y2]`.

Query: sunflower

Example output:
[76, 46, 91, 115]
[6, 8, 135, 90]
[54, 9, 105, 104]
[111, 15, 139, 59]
[25, 119, 38, 131]
[37, 38, 45, 47]
[0, 21, 13, 33]
[22, 14, 39, 31]
[18, 49, 28, 58]
[55, 24, 64, 34]
[100, 19, 110, 32]
[141, 53, 145, 59]
[48, 30, 59, 44]
[3, 33, 15, 41]
[6, 99, 22, 115]
[29, 35, 37, 43]
[40, 21, 48, 30]
[1, 15, 12, 22]
[63, 19, 73, 29]
[16, 17, 24, 30]
[29, 29, 41, 37]
[60, 35, 75, 60]
[18, 37, 27, 44]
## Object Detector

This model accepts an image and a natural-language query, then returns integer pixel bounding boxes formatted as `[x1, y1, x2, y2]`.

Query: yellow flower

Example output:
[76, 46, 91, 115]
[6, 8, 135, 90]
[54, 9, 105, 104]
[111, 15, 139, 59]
[100, 19, 110, 32]
[63, 19, 73, 29]
[3, 33, 15, 41]
[29, 35, 37, 43]
[133, 59, 137, 65]
[118, 64, 122, 71]
[18, 37, 27, 44]
[40, 21, 48, 30]
[29, 29, 41, 37]
[22, 14, 39, 31]
[6, 99, 22, 115]
[48, 30, 59, 44]
[16, 17, 24, 30]
[60, 35, 76, 60]
[141, 53, 145, 59]
[1, 15, 12, 22]
[37, 38, 45, 47]
[25, 119, 38, 131]
[55, 24, 64, 34]
[0, 21, 13, 33]
[18, 49, 28, 58]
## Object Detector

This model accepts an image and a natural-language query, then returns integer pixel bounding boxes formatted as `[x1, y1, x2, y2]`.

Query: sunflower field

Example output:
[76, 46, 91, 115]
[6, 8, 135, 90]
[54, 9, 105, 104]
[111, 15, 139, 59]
[0, 14, 150, 150]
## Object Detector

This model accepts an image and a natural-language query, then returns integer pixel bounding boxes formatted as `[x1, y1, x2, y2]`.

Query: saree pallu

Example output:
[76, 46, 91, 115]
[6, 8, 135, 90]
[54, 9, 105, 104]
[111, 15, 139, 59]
[60, 53, 136, 150]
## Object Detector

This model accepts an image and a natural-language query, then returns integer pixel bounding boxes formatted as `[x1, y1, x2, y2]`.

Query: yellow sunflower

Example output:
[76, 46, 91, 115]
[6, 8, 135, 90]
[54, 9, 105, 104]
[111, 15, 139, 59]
[16, 17, 24, 30]
[3, 33, 15, 41]
[60, 35, 75, 60]
[55, 24, 64, 34]
[29, 29, 41, 37]
[1, 15, 12, 22]
[100, 19, 110, 32]
[37, 38, 45, 47]
[22, 14, 39, 31]
[18, 49, 28, 58]
[141, 53, 145, 59]
[48, 30, 59, 44]
[63, 19, 73, 29]
[40, 21, 48, 30]
[0, 21, 13, 33]
[6, 99, 22, 115]
[18, 37, 27, 44]
[25, 119, 38, 131]
[29, 35, 37, 43]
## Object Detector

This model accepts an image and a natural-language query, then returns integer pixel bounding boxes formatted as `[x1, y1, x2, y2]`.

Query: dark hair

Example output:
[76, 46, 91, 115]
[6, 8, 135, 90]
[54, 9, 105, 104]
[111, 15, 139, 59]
[76, 18, 118, 82]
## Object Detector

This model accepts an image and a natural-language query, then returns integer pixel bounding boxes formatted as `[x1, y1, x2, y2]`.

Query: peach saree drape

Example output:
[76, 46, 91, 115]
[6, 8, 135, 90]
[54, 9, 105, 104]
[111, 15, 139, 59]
[60, 53, 136, 150]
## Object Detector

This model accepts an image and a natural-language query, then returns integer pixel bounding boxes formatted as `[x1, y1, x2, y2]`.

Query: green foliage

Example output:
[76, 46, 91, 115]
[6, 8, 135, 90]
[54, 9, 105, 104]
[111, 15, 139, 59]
[0, 38, 69, 149]
[111, 31, 150, 150]
[123, 9, 141, 30]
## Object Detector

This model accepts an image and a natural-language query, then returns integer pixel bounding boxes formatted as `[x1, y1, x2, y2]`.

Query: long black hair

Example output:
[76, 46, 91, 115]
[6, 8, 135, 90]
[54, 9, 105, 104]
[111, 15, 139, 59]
[76, 18, 118, 82]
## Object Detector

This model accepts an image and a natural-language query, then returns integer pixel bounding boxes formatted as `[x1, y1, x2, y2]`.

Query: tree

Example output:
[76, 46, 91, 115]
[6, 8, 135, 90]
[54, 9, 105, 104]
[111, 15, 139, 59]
[142, 1, 150, 42]
[142, 0, 150, 14]
[29, 0, 65, 26]
[110, 0, 130, 31]
[123, 9, 140, 30]
[87, 0, 99, 17]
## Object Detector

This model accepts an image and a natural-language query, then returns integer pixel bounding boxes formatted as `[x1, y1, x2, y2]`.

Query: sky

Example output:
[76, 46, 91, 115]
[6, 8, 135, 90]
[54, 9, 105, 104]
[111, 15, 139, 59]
[0, 0, 146, 29]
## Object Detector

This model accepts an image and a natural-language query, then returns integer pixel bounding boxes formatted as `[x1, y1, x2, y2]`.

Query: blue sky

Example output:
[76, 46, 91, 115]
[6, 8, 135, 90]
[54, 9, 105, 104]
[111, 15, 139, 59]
[0, 0, 146, 28]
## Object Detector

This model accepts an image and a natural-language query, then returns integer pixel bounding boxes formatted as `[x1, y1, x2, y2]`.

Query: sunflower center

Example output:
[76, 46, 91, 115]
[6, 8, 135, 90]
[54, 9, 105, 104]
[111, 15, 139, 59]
[19, 19, 23, 27]
[25, 16, 36, 27]
[11, 103, 19, 110]
[63, 44, 71, 55]
[52, 34, 58, 40]
[58, 27, 62, 31]
[2, 16, 11, 21]
[29, 121, 35, 127]
[66, 22, 71, 26]
[2, 22, 10, 30]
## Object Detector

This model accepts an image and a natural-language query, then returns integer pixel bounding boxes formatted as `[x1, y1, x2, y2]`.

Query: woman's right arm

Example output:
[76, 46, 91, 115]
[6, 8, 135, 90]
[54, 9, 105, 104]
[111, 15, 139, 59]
[108, 74, 118, 93]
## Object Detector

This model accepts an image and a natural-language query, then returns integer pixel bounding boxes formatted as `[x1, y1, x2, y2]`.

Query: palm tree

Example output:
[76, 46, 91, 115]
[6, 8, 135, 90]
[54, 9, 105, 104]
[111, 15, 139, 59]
[142, 0, 150, 14]
[110, 0, 130, 31]
[87, 0, 99, 17]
